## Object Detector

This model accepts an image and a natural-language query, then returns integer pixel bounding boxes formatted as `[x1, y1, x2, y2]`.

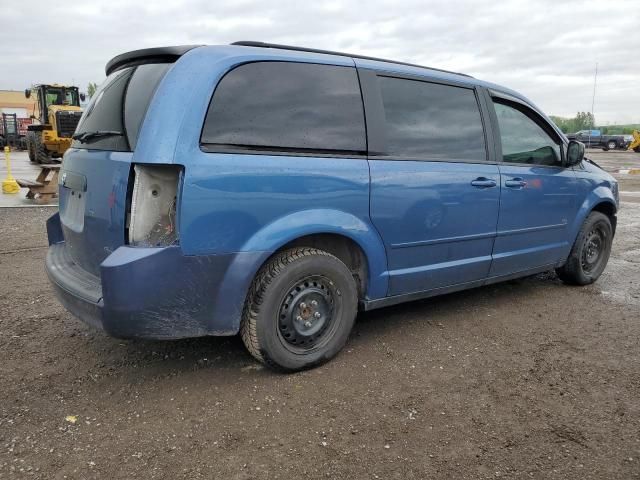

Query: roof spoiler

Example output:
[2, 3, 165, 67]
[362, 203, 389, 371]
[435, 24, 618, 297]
[105, 45, 203, 76]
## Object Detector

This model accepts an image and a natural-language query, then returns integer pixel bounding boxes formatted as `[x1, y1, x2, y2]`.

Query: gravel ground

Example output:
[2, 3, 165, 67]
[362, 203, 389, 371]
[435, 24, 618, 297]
[0, 151, 639, 479]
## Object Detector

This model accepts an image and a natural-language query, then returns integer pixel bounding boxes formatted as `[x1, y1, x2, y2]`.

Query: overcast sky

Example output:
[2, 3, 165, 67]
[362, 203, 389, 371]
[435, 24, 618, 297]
[2, 0, 638, 124]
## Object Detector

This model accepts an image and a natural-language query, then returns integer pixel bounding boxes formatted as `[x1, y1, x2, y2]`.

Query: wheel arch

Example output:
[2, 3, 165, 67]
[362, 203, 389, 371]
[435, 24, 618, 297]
[239, 209, 389, 300]
[209, 209, 389, 335]
[570, 187, 618, 246]
[590, 200, 617, 235]
[272, 233, 369, 299]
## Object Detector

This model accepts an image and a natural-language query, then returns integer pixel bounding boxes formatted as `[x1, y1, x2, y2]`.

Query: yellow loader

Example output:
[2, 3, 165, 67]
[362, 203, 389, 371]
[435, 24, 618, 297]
[25, 84, 84, 164]
[628, 130, 640, 153]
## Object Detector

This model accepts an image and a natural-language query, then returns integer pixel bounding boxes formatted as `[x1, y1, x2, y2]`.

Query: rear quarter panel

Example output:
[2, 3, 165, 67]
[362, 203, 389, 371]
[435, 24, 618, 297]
[135, 46, 390, 305]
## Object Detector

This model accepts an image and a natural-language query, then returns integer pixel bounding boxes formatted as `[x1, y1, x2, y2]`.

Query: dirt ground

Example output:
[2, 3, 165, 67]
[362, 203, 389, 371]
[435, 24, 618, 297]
[1, 150, 639, 479]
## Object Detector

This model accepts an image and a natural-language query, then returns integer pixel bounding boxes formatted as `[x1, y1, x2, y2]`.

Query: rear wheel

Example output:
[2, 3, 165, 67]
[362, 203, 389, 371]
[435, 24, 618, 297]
[556, 211, 612, 285]
[241, 247, 358, 372]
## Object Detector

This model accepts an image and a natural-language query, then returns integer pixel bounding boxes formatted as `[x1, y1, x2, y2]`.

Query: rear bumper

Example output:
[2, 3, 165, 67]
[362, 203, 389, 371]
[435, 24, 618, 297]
[46, 242, 104, 330]
[46, 215, 265, 339]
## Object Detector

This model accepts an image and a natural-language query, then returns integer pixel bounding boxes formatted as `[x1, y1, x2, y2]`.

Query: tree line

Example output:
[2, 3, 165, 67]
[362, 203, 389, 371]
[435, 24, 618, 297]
[549, 112, 638, 135]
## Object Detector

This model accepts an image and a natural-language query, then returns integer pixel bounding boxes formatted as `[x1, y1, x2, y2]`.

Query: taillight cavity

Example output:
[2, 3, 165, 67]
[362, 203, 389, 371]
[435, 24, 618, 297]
[128, 164, 182, 247]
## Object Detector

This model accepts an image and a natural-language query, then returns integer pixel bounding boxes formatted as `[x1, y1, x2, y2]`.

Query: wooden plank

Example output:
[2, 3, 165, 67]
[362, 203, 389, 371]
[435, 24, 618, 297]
[16, 179, 44, 188]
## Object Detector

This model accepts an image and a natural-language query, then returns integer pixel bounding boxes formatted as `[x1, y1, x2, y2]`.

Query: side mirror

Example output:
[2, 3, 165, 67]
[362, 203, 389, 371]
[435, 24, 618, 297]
[80, 93, 86, 102]
[25, 89, 31, 99]
[566, 140, 585, 167]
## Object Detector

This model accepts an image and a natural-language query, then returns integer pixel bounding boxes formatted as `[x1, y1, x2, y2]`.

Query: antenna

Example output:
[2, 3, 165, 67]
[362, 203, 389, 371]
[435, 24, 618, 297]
[588, 63, 598, 146]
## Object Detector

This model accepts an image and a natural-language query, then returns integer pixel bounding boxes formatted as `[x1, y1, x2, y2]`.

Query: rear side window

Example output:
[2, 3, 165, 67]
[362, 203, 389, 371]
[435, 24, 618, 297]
[201, 62, 366, 154]
[378, 76, 486, 161]
[73, 63, 170, 151]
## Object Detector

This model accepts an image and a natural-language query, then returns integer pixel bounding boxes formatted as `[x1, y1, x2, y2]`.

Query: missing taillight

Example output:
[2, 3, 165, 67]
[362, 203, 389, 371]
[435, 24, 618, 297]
[128, 164, 182, 247]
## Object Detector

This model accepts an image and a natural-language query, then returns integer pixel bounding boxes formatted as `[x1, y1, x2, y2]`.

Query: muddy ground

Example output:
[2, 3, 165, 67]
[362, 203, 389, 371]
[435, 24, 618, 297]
[1, 150, 639, 479]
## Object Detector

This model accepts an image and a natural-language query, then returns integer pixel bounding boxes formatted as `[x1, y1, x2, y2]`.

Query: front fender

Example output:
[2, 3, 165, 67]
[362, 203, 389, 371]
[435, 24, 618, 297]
[568, 186, 617, 246]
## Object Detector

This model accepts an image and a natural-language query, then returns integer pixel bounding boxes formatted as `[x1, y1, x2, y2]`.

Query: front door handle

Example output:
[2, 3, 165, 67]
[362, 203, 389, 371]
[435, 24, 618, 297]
[505, 178, 527, 188]
[470, 177, 497, 188]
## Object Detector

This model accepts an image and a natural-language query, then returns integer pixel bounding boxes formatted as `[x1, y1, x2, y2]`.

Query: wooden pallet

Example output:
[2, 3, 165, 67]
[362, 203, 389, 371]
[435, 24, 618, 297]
[16, 165, 60, 204]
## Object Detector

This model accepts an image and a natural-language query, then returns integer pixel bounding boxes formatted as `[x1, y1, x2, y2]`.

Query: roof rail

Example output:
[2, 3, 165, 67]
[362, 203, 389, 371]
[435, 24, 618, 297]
[231, 41, 472, 78]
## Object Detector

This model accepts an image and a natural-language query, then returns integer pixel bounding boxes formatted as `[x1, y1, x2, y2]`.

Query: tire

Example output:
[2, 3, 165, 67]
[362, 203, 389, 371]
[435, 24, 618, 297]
[634, 146, 640, 153]
[607, 140, 617, 150]
[26, 132, 36, 162]
[556, 211, 613, 286]
[32, 133, 52, 164]
[241, 247, 358, 372]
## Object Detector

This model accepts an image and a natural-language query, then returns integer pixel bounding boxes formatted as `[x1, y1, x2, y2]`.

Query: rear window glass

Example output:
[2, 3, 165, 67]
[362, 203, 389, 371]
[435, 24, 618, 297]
[379, 76, 486, 161]
[201, 61, 366, 154]
[72, 63, 170, 151]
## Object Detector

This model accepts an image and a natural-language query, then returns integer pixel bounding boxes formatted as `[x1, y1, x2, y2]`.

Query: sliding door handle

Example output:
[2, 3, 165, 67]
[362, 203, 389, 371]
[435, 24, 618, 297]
[471, 177, 497, 188]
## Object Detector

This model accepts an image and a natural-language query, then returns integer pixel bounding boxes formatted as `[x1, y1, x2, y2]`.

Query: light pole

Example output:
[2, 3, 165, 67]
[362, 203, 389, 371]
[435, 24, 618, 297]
[588, 63, 598, 148]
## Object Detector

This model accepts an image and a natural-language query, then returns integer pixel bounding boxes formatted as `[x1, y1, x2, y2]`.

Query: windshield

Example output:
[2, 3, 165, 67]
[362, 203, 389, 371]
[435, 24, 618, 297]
[45, 88, 79, 107]
[72, 63, 170, 151]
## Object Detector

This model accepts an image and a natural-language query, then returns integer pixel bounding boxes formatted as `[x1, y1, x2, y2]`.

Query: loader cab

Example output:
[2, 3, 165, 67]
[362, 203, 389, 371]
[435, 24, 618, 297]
[29, 85, 81, 124]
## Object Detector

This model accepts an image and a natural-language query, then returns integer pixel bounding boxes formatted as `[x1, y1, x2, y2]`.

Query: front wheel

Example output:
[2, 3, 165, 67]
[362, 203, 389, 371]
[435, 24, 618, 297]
[556, 211, 613, 285]
[32, 133, 52, 164]
[241, 247, 358, 372]
[607, 140, 617, 150]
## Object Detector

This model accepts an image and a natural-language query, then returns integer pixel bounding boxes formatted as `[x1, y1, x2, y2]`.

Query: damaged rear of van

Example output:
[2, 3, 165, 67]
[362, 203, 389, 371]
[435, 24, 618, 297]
[46, 44, 378, 353]
[46, 45, 262, 340]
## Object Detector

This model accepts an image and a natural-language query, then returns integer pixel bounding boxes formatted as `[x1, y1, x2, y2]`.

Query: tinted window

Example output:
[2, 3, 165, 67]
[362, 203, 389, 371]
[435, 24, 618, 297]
[73, 63, 170, 151]
[201, 62, 366, 153]
[124, 63, 171, 148]
[379, 76, 486, 160]
[493, 102, 561, 166]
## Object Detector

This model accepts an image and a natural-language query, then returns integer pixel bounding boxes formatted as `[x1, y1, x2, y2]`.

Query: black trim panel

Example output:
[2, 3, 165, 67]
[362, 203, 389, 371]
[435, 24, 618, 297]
[357, 68, 386, 156]
[200, 143, 366, 159]
[361, 263, 557, 311]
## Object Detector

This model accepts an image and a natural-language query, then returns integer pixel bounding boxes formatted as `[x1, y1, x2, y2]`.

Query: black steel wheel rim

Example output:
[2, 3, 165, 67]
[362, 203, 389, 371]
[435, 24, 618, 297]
[278, 275, 338, 352]
[581, 225, 606, 273]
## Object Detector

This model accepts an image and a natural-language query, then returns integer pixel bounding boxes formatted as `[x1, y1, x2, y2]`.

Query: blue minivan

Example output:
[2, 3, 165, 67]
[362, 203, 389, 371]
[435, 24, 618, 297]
[46, 42, 619, 371]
